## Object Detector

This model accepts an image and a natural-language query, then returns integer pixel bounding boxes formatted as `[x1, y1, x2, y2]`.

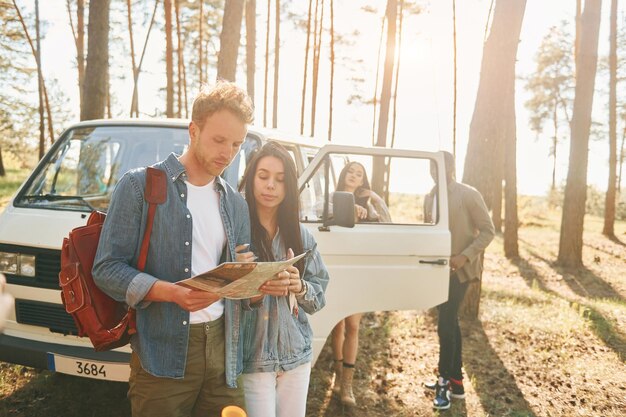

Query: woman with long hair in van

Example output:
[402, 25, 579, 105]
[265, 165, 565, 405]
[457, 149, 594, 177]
[236, 142, 329, 417]
[330, 161, 390, 406]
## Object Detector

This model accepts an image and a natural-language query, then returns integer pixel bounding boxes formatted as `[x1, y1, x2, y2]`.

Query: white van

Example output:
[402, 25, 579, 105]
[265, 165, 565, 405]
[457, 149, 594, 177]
[0, 119, 450, 381]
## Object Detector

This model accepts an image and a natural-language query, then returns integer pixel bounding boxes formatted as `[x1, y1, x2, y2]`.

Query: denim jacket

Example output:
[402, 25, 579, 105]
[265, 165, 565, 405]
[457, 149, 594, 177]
[241, 227, 329, 373]
[92, 153, 250, 387]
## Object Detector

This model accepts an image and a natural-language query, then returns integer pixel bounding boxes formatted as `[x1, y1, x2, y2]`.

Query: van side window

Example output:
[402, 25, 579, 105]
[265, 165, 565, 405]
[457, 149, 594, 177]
[299, 153, 438, 225]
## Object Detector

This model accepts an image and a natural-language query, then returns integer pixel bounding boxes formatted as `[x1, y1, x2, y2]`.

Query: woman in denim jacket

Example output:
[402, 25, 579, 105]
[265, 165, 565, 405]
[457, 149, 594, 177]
[236, 142, 329, 417]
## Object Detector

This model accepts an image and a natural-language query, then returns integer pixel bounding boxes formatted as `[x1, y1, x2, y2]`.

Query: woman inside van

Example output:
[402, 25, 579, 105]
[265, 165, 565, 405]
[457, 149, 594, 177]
[330, 161, 390, 406]
[236, 142, 329, 417]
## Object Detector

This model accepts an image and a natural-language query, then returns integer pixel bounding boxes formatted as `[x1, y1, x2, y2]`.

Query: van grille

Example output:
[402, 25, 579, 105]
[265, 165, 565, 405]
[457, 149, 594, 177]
[36, 252, 62, 284]
[15, 299, 79, 335]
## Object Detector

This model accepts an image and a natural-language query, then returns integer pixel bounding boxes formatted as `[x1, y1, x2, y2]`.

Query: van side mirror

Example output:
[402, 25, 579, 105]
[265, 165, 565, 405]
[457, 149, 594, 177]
[323, 191, 355, 228]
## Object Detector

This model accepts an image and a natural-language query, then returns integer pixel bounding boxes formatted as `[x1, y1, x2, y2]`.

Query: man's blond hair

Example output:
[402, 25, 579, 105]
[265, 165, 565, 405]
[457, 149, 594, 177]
[191, 81, 254, 129]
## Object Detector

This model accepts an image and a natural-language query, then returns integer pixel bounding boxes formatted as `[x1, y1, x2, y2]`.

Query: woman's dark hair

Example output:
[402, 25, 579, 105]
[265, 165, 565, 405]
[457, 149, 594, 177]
[239, 142, 304, 274]
[337, 161, 371, 208]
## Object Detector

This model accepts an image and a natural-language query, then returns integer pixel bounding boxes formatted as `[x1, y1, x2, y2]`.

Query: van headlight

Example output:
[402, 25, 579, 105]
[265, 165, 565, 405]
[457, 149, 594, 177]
[0, 252, 36, 277]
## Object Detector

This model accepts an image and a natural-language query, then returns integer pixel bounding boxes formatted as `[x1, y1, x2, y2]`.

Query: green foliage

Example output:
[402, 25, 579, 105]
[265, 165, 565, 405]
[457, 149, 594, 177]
[524, 21, 575, 150]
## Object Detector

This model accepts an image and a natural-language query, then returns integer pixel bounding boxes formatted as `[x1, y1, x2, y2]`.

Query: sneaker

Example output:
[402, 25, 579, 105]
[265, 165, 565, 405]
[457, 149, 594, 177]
[449, 377, 465, 399]
[433, 378, 451, 410]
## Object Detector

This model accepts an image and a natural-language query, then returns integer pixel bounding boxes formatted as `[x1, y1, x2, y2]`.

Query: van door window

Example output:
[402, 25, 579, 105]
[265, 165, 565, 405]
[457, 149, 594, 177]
[300, 153, 438, 225]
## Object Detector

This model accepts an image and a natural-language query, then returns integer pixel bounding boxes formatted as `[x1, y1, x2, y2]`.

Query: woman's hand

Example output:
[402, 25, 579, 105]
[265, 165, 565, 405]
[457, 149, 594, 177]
[285, 248, 303, 293]
[235, 244, 256, 262]
[355, 204, 368, 220]
[259, 269, 291, 296]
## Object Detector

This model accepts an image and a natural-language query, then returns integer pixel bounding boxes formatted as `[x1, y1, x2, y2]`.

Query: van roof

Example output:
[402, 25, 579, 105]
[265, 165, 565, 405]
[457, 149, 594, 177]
[67, 119, 330, 148]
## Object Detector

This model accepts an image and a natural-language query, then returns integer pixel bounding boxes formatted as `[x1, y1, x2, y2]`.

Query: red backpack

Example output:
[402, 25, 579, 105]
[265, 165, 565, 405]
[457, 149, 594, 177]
[59, 167, 167, 351]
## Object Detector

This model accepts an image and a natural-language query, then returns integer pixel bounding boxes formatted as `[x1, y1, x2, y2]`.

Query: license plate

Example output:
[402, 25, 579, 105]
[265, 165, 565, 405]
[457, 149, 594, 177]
[47, 353, 130, 382]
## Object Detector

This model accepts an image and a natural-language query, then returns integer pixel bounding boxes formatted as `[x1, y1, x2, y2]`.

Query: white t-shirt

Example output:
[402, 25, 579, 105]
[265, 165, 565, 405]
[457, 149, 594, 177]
[185, 179, 226, 323]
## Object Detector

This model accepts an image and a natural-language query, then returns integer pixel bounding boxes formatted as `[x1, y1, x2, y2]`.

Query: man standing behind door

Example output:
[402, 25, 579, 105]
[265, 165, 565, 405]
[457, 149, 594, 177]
[423, 151, 495, 410]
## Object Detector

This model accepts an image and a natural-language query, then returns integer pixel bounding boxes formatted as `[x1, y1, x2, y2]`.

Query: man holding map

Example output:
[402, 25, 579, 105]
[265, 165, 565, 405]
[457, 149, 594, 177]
[93, 82, 290, 417]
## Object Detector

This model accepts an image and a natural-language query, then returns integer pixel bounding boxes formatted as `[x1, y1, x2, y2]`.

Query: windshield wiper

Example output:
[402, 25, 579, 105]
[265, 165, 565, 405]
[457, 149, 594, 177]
[22, 194, 96, 211]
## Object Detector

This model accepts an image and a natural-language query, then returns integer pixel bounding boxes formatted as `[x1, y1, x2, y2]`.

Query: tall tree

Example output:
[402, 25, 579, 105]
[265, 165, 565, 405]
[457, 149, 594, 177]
[165, 0, 174, 117]
[310, 0, 324, 136]
[246, 0, 256, 101]
[327, 0, 335, 141]
[524, 24, 575, 190]
[175, 0, 184, 117]
[603, 0, 618, 238]
[218, 0, 245, 82]
[299, 0, 314, 135]
[263, 0, 271, 126]
[371, 0, 398, 197]
[272, 0, 280, 128]
[461, 0, 527, 317]
[462, 0, 526, 231]
[13, 0, 54, 152]
[199, 0, 204, 86]
[557, 0, 603, 267]
[66, 0, 85, 110]
[81, 0, 110, 120]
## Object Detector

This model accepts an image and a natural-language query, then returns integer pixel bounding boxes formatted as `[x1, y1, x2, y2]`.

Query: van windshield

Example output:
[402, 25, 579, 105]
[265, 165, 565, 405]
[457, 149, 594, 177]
[16, 125, 189, 212]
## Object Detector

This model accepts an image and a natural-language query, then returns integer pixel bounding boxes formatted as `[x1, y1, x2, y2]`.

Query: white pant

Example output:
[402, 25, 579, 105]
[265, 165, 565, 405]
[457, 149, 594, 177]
[241, 362, 312, 417]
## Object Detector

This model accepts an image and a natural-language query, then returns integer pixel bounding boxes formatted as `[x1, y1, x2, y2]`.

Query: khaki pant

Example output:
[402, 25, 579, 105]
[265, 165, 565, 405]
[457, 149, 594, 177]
[128, 316, 245, 417]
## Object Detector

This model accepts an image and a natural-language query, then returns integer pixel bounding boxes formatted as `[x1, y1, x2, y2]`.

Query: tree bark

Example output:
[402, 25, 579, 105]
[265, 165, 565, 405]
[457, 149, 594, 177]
[460, 0, 526, 318]
[36, 0, 44, 158]
[462, 0, 526, 217]
[603, 0, 617, 238]
[67, 0, 85, 109]
[371, 0, 397, 197]
[371, 15, 386, 146]
[263, 0, 271, 126]
[272, 0, 280, 128]
[300, 0, 313, 135]
[165, 0, 174, 117]
[557, 0, 603, 267]
[310, 0, 324, 136]
[199, 0, 204, 86]
[81, 0, 110, 121]
[246, 0, 256, 101]
[218, 0, 245, 82]
[327, 0, 334, 141]
[175, 0, 183, 117]
[504, 89, 519, 258]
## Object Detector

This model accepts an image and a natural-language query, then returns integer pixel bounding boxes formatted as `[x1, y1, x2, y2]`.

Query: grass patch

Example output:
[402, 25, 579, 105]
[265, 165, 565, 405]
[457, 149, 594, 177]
[0, 167, 30, 210]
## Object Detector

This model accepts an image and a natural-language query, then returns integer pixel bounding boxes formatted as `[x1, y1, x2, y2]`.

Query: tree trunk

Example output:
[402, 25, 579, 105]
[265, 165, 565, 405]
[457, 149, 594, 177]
[310, 0, 324, 136]
[199, 0, 204, 86]
[618, 125, 625, 193]
[552, 99, 558, 190]
[246, 0, 256, 101]
[127, 0, 138, 117]
[0, 147, 5, 177]
[557, 0, 603, 268]
[175, 0, 183, 117]
[165, 0, 174, 117]
[327, 0, 334, 141]
[67, 0, 85, 109]
[575, 0, 582, 78]
[35, 0, 45, 158]
[263, 0, 271, 126]
[218, 0, 245, 82]
[462, 0, 526, 216]
[81, 0, 110, 121]
[460, 0, 526, 318]
[371, 15, 386, 146]
[272, 0, 280, 128]
[452, 0, 457, 155]
[130, 0, 159, 118]
[504, 87, 519, 258]
[603, 0, 617, 238]
[300, 0, 313, 135]
[371, 0, 397, 197]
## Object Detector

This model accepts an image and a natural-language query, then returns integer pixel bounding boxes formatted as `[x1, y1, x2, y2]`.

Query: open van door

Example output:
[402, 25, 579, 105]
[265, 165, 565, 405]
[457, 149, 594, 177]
[297, 145, 451, 363]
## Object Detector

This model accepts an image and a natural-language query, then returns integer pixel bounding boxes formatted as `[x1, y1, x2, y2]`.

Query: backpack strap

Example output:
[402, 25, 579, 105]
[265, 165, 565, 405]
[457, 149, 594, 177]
[137, 167, 167, 271]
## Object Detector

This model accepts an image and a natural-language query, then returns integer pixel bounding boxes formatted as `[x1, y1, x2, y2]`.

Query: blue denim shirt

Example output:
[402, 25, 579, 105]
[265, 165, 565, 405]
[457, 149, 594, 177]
[92, 153, 250, 387]
[241, 227, 329, 373]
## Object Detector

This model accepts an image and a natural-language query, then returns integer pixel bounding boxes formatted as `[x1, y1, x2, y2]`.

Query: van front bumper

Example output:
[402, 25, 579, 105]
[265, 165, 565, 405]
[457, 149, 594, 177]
[0, 334, 130, 381]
